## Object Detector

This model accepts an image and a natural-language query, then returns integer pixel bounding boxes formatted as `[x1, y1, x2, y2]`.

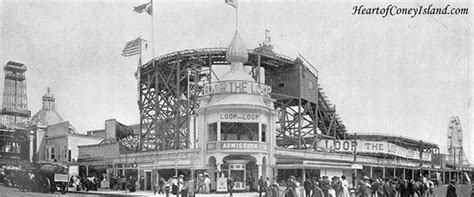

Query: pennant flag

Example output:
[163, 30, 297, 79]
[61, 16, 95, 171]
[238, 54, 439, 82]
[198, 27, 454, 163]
[122, 38, 142, 57]
[225, 0, 237, 9]
[134, 1, 153, 15]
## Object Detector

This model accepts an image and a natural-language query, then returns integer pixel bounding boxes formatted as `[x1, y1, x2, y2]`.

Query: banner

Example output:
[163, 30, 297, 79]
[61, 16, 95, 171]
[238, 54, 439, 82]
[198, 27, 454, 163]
[317, 139, 432, 161]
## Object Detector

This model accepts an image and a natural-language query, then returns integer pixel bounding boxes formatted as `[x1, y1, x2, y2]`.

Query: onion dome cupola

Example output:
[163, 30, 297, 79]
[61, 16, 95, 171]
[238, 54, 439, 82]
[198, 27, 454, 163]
[30, 87, 64, 127]
[226, 31, 248, 64]
[206, 31, 271, 108]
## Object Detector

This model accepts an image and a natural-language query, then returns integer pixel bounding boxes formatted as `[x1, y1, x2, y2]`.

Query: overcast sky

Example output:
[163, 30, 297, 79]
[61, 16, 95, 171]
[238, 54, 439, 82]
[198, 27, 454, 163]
[1, 0, 472, 160]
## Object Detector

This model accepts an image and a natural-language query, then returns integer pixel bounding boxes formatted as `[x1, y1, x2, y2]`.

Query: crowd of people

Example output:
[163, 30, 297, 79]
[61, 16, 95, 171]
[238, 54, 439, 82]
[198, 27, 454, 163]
[355, 176, 439, 197]
[69, 175, 100, 192]
[65, 172, 457, 197]
[278, 175, 441, 197]
[69, 174, 139, 193]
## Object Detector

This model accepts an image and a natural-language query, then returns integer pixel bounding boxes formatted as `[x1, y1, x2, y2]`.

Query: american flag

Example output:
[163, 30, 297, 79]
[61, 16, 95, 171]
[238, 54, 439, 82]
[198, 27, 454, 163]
[225, 0, 237, 9]
[122, 38, 142, 57]
[134, 1, 153, 16]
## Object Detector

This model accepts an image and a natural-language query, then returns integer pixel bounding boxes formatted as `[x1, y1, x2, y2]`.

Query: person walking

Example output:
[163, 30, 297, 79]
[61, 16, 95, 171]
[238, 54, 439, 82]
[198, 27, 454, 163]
[204, 174, 211, 194]
[321, 176, 330, 197]
[340, 175, 350, 197]
[356, 176, 371, 197]
[446, 181, 456, 197]
[311, 180, 323, 197]
[158, 177, 165, 194]
[264, 177, 272, 197]
[227, 175, 235, 197]
[196, 173, 204, 194]
[303, 177, 313, 197]
[259, 176, 265, 197]
[271, 177, 280, 197]
[285, 175, 297, 197]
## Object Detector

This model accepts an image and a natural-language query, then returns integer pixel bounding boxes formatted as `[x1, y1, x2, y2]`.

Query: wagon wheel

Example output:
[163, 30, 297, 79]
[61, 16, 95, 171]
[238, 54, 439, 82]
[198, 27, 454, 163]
[42, 177, 51, 193]
[49, 178, 56, 193]
[60, 182, 68, 194]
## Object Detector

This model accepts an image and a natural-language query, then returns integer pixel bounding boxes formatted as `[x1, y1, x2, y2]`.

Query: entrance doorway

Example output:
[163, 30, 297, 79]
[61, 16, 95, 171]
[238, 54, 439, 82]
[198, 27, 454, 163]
[228, 162, 247, 190]
[145, 171, 152, 190]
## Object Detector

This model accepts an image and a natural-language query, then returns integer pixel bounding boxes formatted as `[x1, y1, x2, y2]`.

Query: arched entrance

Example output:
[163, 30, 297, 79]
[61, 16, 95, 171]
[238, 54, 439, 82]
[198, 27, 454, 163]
[222, 155, 257, 191]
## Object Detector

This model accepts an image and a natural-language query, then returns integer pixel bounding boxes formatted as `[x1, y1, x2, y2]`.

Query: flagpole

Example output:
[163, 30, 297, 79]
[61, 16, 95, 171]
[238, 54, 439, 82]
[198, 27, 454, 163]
[235, 4, 238, 31]
[149, 0, 155, 151]
[138, 36, 143, 152]
[151, 0, 155, 59]
[137, 36, 142, 106]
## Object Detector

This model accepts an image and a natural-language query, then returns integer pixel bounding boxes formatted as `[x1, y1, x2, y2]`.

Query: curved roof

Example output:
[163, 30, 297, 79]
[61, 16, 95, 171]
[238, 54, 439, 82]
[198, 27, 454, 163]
[30, 88, 64, 127]
[207, 31, 269, 108]
[226, 31, 248, 63]
[350, 132, 439, 148]
[30, 109, 64, 127]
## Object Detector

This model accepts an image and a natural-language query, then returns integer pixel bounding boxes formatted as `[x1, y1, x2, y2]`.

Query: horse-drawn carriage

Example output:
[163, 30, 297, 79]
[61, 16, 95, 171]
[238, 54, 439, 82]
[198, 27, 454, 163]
[8, 162, 69, 194]
[31, 162, 69, 194]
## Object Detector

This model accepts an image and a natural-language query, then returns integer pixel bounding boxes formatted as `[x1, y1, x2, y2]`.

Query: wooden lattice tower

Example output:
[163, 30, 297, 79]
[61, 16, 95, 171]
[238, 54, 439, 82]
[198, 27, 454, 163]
[0, 61, 31, 127]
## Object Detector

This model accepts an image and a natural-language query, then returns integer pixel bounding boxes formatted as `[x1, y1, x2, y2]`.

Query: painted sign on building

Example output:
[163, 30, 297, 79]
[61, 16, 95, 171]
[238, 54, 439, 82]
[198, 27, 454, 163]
[202, 81, 272, 96]
[318, 139, 432, 161]
[220, 141, 260, 150]
[219, 112, 260, 122]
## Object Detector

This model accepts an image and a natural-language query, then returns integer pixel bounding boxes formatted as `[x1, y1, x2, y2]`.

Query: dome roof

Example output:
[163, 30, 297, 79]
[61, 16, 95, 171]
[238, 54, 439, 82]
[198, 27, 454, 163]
[226, 31, 248, 63]
[207, 31, 268, 108]
[30, 109, 63, 127]
[30, 88, 63, 127]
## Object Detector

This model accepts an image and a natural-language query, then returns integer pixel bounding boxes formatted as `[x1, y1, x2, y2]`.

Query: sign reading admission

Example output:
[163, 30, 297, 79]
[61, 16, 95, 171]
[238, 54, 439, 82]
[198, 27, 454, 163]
[202, 81, 272, 96]
[221, 142, 260, 150]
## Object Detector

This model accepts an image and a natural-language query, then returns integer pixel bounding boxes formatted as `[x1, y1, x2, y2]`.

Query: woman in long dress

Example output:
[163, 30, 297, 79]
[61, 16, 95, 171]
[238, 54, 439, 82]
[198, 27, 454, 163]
[340, 175, 350, 197]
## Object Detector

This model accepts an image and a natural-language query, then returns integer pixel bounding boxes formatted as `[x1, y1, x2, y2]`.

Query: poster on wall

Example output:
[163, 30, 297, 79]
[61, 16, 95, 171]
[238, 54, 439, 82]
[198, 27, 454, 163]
[216, 177, 228, 192]
[69, 165, 79, 176]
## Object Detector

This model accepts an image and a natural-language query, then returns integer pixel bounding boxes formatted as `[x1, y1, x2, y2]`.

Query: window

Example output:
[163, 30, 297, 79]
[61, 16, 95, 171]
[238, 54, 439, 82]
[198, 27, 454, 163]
[64, 146, 68, 159]
[46, 147, 50, 160]
[261, 124, 267, 142]
[221, 122, 258, 141]
[208, 123, 217, 141]
[308, 81, 313, 89]
[68, 150, 72, 162]
[51, 147, 55, 160]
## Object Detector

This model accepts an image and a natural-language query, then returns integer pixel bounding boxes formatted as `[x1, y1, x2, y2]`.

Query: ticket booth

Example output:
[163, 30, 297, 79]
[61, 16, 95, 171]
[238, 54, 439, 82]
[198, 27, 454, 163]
[228, 160, 248, 191]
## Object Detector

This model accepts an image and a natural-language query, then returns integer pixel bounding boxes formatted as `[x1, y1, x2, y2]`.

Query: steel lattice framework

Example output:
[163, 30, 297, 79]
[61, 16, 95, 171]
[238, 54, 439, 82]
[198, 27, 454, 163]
[137, 47, 348, 152]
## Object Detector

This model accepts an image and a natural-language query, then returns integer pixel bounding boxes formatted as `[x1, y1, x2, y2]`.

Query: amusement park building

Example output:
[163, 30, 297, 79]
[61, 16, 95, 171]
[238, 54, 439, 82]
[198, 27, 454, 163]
[29, 88, 103, 164]
[76, 31, 466, 192]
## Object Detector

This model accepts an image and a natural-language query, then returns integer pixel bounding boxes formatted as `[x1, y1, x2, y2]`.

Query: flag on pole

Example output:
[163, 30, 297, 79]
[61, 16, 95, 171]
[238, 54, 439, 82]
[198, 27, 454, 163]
[134, 1, 153, 15]
[122, 38, 142, 57]
[225, 0, 237, 9]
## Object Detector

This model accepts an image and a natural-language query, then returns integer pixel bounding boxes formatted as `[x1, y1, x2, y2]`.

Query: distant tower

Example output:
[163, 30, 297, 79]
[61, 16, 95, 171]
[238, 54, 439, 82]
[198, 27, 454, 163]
[0, 61, 31, 128]
[447, 116, 468, 167]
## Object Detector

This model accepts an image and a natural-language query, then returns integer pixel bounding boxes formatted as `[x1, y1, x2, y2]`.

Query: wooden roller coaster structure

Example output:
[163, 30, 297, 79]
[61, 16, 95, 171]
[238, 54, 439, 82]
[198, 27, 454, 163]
[132, 45, 348, 152]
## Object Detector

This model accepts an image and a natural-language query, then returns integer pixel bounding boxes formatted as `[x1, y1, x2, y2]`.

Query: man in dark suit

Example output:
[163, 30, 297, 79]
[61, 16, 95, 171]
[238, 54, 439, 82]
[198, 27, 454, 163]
[446, 180, 457, 197]
[227, 175, 235, 197]
[258, 176, 265, 197]
[303, 177, 313, 197]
